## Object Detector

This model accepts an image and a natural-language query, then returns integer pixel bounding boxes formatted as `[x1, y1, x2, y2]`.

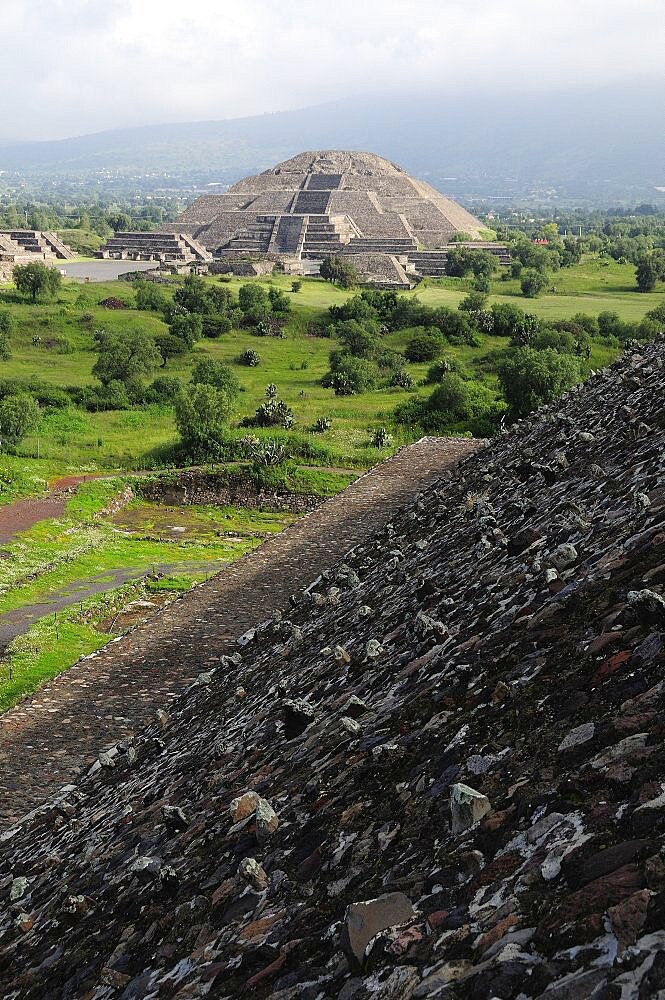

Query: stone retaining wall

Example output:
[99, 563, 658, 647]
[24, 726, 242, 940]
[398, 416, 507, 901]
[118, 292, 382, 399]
[134, 470, 324, 514]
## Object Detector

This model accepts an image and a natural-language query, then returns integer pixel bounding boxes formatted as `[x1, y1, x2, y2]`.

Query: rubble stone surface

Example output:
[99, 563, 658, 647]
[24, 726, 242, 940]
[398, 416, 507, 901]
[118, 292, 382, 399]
[1, 342, 665, 997]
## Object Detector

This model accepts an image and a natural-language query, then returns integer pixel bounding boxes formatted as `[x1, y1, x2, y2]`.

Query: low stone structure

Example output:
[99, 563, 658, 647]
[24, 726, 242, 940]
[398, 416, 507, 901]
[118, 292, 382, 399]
[0, 230, 74, 279]
[98, 231, 212, 264]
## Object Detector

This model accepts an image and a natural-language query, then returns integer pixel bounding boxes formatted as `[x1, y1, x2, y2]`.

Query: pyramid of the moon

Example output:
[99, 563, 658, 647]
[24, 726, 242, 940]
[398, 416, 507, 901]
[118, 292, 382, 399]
[170, 150, 484, 257]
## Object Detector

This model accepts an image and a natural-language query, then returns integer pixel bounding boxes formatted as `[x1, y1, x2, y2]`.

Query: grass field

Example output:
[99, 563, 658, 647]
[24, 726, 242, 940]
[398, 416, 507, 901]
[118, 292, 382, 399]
[1, 255, 660, 473]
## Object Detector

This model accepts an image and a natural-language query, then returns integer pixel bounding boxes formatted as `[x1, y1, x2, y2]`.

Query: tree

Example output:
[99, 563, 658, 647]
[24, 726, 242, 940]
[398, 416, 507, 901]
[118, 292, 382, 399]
[336, 319, 380, 358]
[173, 272, 210, 314]
[135, 281, 169, 312]
[497, 347, 580, 418]
[320, 256, 357, 289]
[175, 383, 235, 450]
[636, 252, 665, 292]
[520, 268, 550, 298]
[190, 358, 240, 399]
[13, 262, 62, 302]
[106, 212, 131, 233]
[0, 394, 40, 449]
[268, 286, 291, 315]
[238, 284, 271, 324]
[169, 312, 203, 348]
[154, 332, 189, 365]
[92, 329, 162, 385]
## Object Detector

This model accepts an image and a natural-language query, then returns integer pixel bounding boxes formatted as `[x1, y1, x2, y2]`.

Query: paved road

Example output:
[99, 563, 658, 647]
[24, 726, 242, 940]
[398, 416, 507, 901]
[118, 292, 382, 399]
[61, 261, 160, 282]
[0, 438, 482, 827]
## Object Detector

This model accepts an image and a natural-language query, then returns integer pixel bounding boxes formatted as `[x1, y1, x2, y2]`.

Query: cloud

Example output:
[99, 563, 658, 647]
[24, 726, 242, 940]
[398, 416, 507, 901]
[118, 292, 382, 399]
[1, 0, 663, 139]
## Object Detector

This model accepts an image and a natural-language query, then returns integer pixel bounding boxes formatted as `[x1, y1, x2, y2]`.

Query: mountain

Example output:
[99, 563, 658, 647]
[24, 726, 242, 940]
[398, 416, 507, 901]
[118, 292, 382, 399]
[1, 84, 664, 203]
[1, 341, 664, 997]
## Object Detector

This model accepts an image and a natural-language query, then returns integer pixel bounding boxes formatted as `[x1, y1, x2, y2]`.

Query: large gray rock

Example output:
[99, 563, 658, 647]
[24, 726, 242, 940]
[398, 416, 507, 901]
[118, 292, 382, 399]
[341, 892, 415, 964]
[450, 783, 492, 835]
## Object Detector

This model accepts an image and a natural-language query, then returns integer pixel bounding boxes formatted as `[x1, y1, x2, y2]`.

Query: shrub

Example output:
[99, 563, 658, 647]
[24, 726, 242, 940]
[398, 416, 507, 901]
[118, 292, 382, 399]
[497, 347, 580, 418]
[146, 376, 183, 404]
[322, 353, 380, 395]
[313, 416, 332, 432]
[175, 383, 235, 449]
[390, 369, 414, 389]
[135, 281, 169, 312]
[424, 357, 466, 383]
[191, 358, 240, 399]
[99, 296, 128, 309]
[395, 373, 502, 436]
[239, 349, 261, 367]
[239, 283, 271, 324]
[336, 318, 380, 358]
[404, 333, 443, 362]
[169, 312, 203, 348]
[371, 426, 393, 449]
[520, 268, 550, 298]
[201, 314, 233, 338]
[291, 279, 303, 292]
[0, 393, 40, 448]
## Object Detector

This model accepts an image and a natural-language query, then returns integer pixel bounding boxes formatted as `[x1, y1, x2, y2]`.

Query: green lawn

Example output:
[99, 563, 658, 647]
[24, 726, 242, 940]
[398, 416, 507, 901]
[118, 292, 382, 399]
[0, 257, 662, 473]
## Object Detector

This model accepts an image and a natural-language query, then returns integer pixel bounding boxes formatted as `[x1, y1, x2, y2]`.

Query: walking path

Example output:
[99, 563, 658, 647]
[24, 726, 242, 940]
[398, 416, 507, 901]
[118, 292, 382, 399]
[0, 437, 481, 827]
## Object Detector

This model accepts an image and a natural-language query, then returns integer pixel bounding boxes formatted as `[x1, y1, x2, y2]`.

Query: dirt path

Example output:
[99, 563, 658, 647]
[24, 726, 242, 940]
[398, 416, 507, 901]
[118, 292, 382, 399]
[0, 438, 482, 827]
[0, 474, 107, 546]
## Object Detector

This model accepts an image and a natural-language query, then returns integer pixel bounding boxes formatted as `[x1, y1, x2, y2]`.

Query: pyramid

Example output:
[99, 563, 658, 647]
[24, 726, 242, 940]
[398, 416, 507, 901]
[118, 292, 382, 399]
[169, 149, 484, 258]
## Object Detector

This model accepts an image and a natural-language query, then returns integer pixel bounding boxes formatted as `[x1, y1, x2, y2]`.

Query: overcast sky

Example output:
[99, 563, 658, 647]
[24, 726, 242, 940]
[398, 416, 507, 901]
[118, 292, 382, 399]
[2, 0, 664, 140]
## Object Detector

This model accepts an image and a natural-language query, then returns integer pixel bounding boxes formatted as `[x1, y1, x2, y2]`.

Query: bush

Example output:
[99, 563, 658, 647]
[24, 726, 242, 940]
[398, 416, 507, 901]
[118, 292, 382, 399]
[135, 281, 169, 312]
[175, 383, 235, 449]
[201, 314, 233, 338]
[291, 280, 303, 292]
[313, 416, 332, 432]
[191, 358, 240, 399]
[497, 347, 580, 418]
[92, 329, 162, 385]
[395, 373, 502, 437]
[404, 332, 443, 362]
[239, 349, 261, 367]
[390, 369, 414, 389]
[322, 353, 380, 395]
[371, 426, 393, 449]
[146, 376, 183, 404]
[520, 268, 550, 298]
[424, 357, 467, 384]
[239, 284, 271, 324]
[169, 312, 203, 348]
[99, 296, 128, 310]
[0, 393, 40, 448]
[336, 318, 380, 358]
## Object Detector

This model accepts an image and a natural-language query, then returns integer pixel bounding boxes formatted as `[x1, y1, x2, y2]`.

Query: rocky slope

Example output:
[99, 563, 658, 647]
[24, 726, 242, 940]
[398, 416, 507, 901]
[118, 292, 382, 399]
[1, 342, 665, 999]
